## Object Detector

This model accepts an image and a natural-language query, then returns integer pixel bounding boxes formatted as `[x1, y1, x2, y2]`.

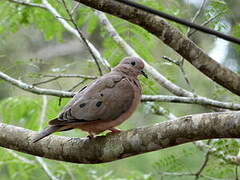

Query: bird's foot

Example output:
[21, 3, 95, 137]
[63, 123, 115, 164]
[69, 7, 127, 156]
[87, 133, 95, 139]
[107, 128, 122, 135]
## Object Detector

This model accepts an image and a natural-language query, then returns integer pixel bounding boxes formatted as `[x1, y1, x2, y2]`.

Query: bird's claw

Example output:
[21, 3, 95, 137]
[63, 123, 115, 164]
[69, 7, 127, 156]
[107, 128, 122, 135]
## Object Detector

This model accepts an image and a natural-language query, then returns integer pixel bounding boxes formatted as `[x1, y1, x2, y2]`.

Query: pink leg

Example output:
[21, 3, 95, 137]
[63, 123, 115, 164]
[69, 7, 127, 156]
[87, 132, 95, 139]
[108, 128, 122, 133]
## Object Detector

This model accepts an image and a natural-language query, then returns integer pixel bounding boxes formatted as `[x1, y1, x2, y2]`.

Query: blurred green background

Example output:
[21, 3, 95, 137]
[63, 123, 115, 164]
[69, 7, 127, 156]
[1, 0, 240, 179]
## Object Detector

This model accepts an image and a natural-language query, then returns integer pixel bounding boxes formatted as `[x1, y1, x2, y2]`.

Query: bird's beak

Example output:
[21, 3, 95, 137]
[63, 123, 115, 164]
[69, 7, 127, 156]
[140, 70, 148, 78]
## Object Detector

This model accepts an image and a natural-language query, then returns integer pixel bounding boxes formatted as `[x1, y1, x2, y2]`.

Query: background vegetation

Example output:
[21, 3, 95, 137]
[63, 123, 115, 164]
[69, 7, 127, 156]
[0, 0, 240, 179]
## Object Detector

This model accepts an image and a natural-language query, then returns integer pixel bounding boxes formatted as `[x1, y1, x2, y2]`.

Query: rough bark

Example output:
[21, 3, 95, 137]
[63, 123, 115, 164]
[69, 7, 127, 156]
[74, 0, 240, 96]
[0, 111, 240, 164]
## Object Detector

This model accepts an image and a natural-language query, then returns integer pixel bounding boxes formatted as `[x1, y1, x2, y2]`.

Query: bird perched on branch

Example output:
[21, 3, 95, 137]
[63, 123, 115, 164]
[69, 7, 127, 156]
[33, 57, 148, 143]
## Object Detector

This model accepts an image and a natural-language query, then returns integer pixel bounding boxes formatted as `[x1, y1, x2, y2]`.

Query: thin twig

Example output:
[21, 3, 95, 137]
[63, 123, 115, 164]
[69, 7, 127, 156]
[194, 141, 239, 165]
[8, 0, 111, 70]
[189, 10, 227, 37]
[36, 92, 59, 180]
[187, 0, 207, 36]
[142, 95, 240, 110]
[161, 56, 181, 65]
[236, 165, 239, 180]
[68, 79, 87, 91]
[6, 149, 35, 164]
[55, 16, 71, 21]
[200, 175, 230, 180]
[40, 0, 111, 70]
[8, 0, 46, 9]
[33, 77, 60, 86]
[36, 157, 60, 180]
[175, 0, 207, 93]
[158, 171, 194, 176]
[70, 2, 80, 15]
[33, 74, 96, 86]
[43, 74, 97, 79]
[1, 71, 240, 110]
[153, 106, 176, 120]
[162, 56, 195, 93]
[39, 95, 48, 130]
[0, 71, 74, 97]
[62, 164, 76, 180]
[61, 0, 103, 76]
[195, 149, 210, 180]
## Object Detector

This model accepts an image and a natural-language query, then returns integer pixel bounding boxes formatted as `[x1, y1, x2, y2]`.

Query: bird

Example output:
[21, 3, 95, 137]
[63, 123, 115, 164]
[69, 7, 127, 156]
[32, 56, 148, 143]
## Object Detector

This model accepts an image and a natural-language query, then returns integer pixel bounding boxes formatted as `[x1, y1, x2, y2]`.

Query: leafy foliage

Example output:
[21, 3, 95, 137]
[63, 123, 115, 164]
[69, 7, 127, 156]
[0, 0, 240, 179]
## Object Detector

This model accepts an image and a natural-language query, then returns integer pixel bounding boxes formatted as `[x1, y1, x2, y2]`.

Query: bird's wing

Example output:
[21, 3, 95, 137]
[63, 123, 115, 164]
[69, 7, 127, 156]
[49, 73, 135, 125]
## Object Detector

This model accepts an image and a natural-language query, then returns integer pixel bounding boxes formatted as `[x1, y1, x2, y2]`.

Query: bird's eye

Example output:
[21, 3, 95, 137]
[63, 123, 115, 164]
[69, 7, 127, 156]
[131, 61, 136, 66]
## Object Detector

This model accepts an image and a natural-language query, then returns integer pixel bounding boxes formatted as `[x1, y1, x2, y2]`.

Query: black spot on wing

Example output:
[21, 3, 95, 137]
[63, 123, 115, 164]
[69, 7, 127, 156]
[79, 103, 86, 108]
[133, 80, 139, 88]
[66, 109, 71, 118]
[79, 86, 87, 92]
[100, 93, 104, 97]
[96, 101, 102, 107]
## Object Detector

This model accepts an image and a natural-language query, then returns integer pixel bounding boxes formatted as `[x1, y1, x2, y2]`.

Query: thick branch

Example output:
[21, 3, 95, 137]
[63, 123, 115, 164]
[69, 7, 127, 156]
[1, 112, 240, 164]
[75, 0, 240, 96]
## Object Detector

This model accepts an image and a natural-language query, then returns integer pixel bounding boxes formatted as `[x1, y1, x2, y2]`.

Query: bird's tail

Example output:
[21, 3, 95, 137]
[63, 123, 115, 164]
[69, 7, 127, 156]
[32, 125, 63, 143]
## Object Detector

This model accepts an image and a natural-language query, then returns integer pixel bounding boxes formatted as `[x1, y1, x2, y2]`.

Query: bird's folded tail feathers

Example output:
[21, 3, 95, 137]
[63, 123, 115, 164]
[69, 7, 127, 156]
[32, 125, 63, 143]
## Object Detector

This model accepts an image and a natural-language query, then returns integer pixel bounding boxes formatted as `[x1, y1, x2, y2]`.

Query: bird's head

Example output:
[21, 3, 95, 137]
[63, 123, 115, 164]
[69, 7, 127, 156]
[114, 57, 148, 78]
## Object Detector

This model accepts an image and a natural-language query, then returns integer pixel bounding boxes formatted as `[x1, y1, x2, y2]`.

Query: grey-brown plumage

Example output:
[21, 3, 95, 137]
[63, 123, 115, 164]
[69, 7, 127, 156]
[32, 57, 147, 143]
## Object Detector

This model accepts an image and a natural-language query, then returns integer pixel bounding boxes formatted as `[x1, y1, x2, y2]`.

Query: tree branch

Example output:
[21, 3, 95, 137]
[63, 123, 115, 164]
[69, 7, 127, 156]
[75, 0, 240, 96]
[195, 149, 210, 180]
[33, 74, 97, 86]
[6, 149, 35, 164]
[189, 10, 226, 37]
[1, 111, 240, 164]
[8, 0, 46, 9]
[43, 74, 97, 79]
[10, 0, 111, 71]
[1, 71, 240, 110]
[194, 140, 238, 165]
[36, 157, 59, 180]
[142, 95, 240, 110]
[42, 0, 111, 70]
[0, 72, 73, 97]
[114, 0, 240, 45]
[61, 0, 103, 76]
